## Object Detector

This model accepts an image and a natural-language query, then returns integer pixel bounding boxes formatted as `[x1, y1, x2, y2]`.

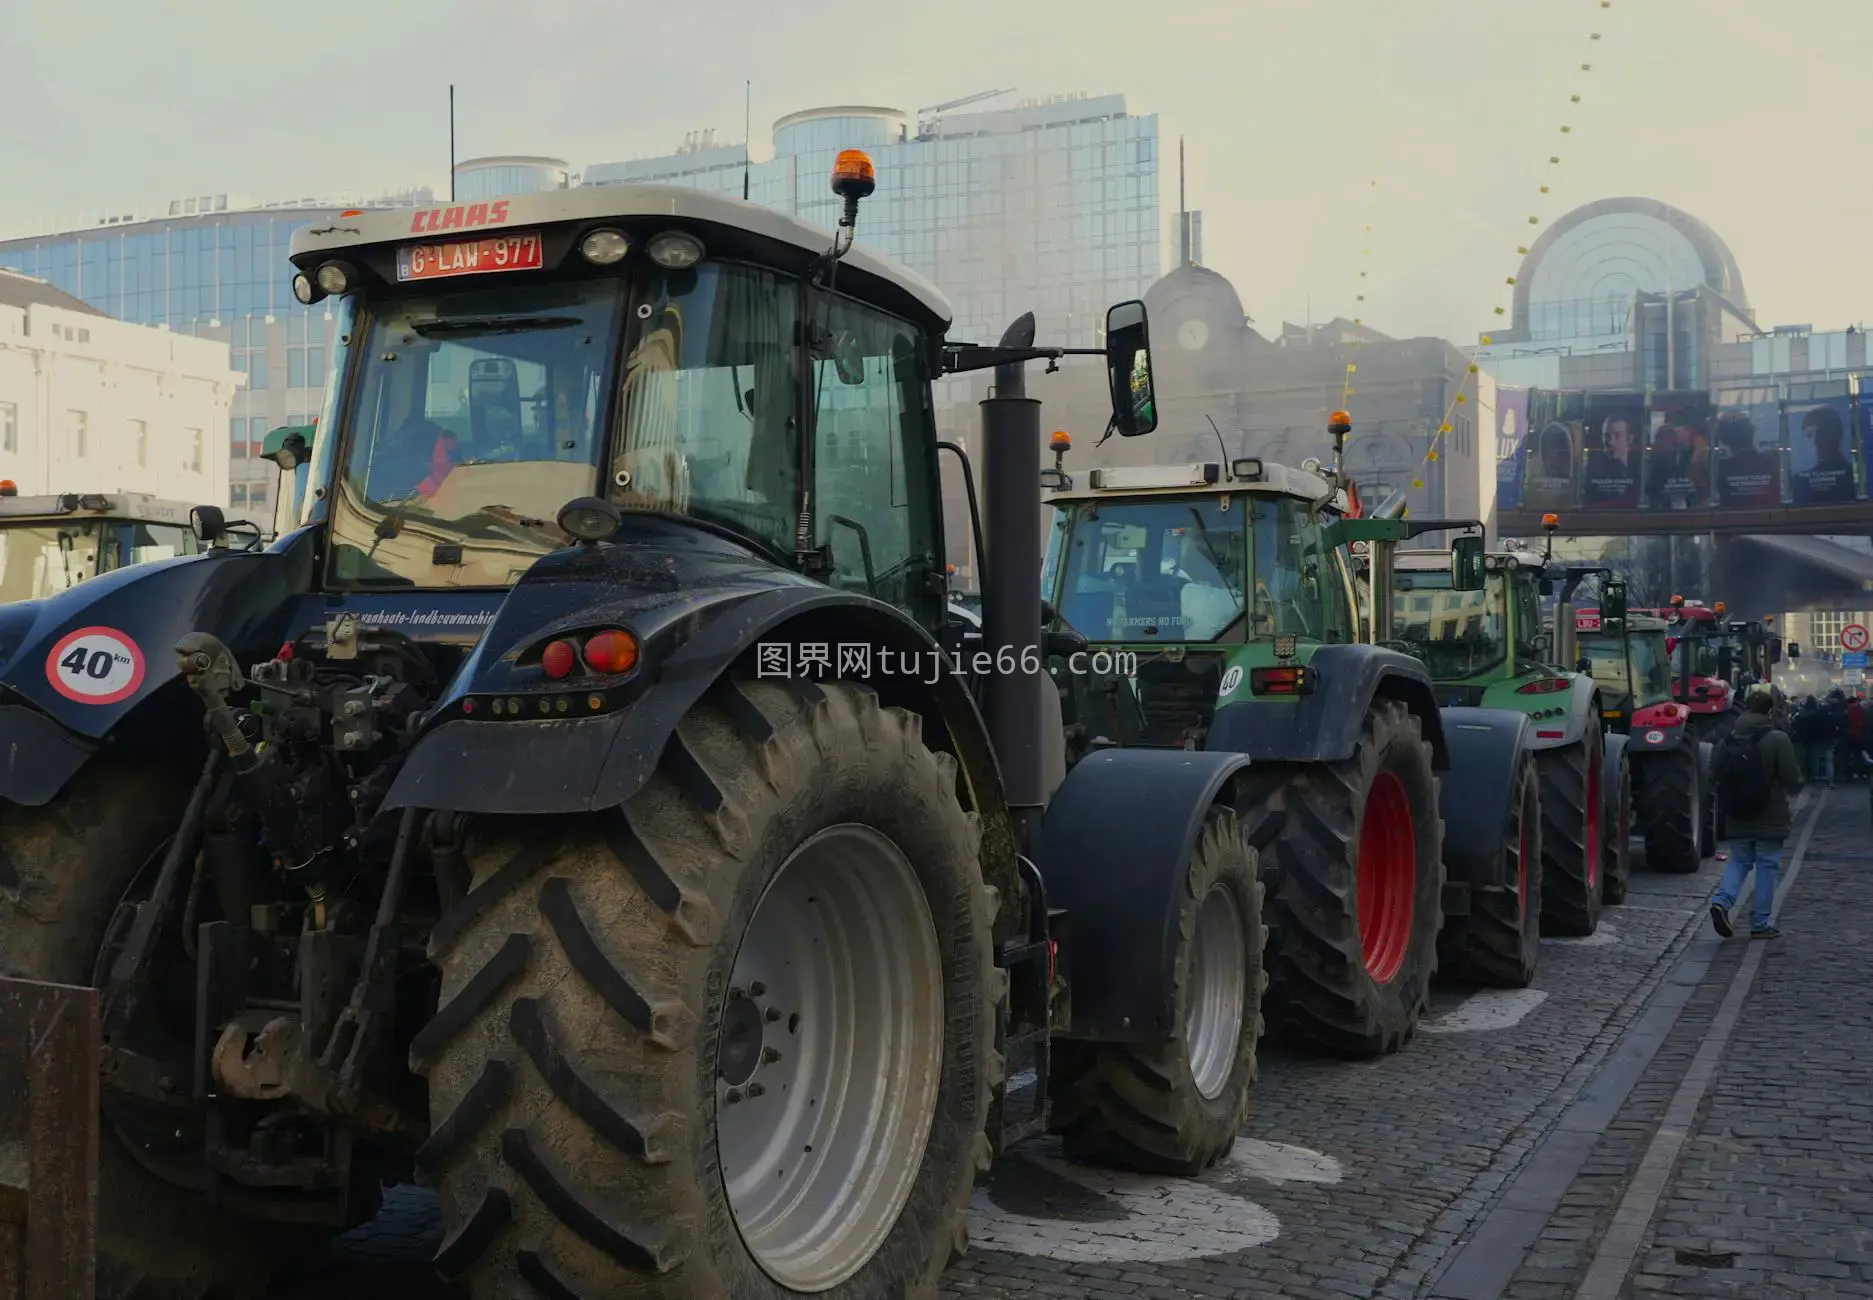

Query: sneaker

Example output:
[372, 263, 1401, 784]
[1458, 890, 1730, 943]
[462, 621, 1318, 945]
[1750, 926, 1782, 939]
[1709, 903, 1735, 938]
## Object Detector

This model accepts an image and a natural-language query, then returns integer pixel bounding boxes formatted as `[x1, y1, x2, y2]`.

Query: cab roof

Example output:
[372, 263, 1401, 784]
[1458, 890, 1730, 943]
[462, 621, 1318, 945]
[288, 184, 952, 330]
[0, 491, 197, 525]
[1395, 547, 1547, 570]
[1045, 458, 1338, 506]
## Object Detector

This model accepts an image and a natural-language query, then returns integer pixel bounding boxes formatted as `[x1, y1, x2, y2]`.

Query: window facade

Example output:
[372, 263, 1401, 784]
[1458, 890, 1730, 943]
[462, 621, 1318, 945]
[0, 402, 14, 454]
[68, 409, 88, 458]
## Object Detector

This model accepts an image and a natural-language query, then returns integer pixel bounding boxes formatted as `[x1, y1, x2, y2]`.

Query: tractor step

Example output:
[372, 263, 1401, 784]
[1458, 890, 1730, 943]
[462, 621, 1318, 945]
[990, 935, 1054, 1155]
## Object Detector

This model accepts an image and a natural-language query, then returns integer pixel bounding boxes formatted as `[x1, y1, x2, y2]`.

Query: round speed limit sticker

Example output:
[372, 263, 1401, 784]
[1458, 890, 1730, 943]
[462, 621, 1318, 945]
[44, 626, 146, 705]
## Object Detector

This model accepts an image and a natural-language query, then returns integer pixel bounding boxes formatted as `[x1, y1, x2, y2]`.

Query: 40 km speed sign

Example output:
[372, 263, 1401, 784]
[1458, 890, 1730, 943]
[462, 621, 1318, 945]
[1840, 623, 1870, 654]
[44, 625, 146, 705]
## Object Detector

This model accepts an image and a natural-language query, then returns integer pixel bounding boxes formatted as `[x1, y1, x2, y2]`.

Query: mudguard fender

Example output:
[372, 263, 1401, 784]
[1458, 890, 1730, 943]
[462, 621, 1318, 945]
[1034, 747, 1253, 1043]
[1436, 707, 1533, 887]
[1204, 644, 1449, 769]
[0, 530, 317, 805]
[381, 581, 1005, 818]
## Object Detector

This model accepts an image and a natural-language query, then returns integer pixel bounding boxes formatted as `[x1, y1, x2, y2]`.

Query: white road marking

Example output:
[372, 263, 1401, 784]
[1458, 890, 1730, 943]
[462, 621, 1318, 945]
[1420, 988, 1550, 1033]
[969, 1135, 1340, 1263]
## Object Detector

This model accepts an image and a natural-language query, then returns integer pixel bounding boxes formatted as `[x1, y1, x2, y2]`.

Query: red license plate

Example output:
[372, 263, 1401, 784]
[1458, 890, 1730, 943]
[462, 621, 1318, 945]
[396, 231, 543, 282]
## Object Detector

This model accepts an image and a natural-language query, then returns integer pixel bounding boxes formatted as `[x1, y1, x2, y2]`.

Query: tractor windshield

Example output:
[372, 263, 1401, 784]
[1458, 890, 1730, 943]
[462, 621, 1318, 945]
[325, 260, 819, 590]
[1579, 635, 1632, 696]
[1053, 496, 1247, 641]
[1629, 631, 1674, 706]
[1391, 568, 1507, 678]
[0, 523, 104, 602]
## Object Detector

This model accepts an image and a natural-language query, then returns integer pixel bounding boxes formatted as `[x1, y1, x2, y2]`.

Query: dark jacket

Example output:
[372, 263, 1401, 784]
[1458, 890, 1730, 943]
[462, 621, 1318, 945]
[1717, 711, 1802, 841]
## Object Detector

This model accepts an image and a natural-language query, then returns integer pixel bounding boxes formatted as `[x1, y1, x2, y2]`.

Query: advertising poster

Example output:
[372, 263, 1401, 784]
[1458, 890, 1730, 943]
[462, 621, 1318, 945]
[1643, 394, 1712, 510]
[1711, 395, 1784, 507]
[1579, 394, 1645, 508]
[1521, 390, 1585, 512]
[1788, 395, 1859, 504]
[1495, 388, 1530, 510]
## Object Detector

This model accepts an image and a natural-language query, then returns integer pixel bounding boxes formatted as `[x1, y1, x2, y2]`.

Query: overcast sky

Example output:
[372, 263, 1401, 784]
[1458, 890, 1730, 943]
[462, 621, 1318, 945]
[1, 0, 1867, 342]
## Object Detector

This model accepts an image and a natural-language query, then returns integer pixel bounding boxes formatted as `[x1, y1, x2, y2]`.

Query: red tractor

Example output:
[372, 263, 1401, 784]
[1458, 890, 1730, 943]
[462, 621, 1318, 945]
[1632, 598, 1737, 742]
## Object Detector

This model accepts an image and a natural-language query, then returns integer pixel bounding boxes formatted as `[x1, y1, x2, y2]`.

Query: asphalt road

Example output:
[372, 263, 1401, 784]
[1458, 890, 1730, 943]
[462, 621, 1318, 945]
[269, 790, 1866, 1299]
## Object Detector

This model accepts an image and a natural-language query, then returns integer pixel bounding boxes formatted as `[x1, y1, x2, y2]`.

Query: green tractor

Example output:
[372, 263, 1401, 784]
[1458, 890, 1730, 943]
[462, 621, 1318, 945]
[1038, 445, 1537, 1052]
[1371, 523, 1627, 937]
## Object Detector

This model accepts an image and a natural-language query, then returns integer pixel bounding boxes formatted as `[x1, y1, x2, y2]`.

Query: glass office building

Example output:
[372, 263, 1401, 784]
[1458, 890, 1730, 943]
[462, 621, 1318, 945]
[0, 188, 434, 510]
[584, 93, 1161, 350]
[453, 156, 570, 203]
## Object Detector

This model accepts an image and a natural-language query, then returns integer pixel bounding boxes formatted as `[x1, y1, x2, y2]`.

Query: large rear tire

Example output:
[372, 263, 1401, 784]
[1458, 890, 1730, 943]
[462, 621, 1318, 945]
[416, 678, 997, 1300]
[1601, 751, 1633, 905]
[0, 763, 331, 1299]
[1049, 807, 1265, 1175]
[1437, 748, 1542, 987]
[1534, 730, 1604, 937]
[1636, 748, 1702, 873]
[1238, 699, 1444, 1057]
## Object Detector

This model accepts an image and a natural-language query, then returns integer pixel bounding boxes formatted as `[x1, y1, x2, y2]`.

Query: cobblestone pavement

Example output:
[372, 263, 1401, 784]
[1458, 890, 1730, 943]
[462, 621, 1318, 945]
[269, 810, 1767, 1299]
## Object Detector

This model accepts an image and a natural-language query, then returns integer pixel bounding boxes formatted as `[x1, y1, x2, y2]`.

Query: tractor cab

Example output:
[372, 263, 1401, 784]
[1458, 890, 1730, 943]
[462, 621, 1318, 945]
[1386, 547, 1555, 708]
[0, 482, 201, 604]
[1039, 456, 1361, 750]
[1576, 609, 1674, 732]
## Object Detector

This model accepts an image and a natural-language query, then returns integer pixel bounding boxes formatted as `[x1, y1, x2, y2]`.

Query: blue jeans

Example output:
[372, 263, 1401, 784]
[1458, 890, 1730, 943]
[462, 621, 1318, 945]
[1814, 743, 1836, 782]
[1713, 839, 1782, 931]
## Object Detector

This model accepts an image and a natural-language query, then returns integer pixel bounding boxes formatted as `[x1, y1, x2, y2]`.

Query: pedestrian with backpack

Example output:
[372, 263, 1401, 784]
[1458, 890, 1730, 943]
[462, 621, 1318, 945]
[1709, 683, 1803, 940]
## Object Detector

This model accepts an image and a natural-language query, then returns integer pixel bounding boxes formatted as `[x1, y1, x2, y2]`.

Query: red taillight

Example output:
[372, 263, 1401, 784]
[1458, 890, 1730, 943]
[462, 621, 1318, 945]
[1535, 729, 1565, 738]
[1250, 665, 1314, 695]
[1517, 677, 1570, 694]
[542, 639, 577, 679]
[583, 629, 639, 676]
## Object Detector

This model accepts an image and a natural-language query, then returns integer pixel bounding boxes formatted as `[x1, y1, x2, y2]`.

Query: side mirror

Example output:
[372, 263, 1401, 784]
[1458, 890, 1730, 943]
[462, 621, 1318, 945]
[1104, 299, 1157, 437]
[1603, 578, 1628, 624]
[1450, 534, 1485, 591]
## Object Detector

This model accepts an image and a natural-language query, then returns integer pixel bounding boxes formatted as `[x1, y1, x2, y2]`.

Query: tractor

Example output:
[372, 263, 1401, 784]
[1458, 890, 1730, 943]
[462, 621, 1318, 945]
[1639, 598, 1738, 740]
[1370, 517, 1627, 938]
[1036, 432, 1501, 1053]
[0, 482, 203, 603]
[0, 163, 1272, 1298]
[1576, 589, 1718, 873]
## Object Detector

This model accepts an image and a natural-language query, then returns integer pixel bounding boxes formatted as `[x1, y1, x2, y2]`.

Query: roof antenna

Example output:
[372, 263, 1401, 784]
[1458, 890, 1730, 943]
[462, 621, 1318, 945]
[448, 84, 457, 202]
[742, 80, 752, 201]
[1206, 414, 1231, 479]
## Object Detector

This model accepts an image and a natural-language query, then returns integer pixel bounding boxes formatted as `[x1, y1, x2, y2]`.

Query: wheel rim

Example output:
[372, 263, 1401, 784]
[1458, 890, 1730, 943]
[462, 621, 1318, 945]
[1356, 771, 1416, 984]
[1185, 884, 1247, 1100]
[717, 825, 945, 1292]
[1582, 741, 1601, 890]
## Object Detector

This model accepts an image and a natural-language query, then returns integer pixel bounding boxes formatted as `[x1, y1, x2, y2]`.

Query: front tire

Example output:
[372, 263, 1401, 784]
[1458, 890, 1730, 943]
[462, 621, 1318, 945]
[1049, 807, 1266, 1175]
[1438, 747, 1543, 987]
[416, 678, 997, 1300]
[1240, 699, 1444, 1056]
[1535, 730, 1604, 937]
[0, 763, 331, 1300]
[1601, 751, 1633, 905]
[1636, 748, 1701, 873]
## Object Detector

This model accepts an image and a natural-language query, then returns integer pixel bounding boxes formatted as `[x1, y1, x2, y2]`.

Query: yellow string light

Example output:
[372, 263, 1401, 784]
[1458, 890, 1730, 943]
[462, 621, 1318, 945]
[1405, 0, 1614, 482]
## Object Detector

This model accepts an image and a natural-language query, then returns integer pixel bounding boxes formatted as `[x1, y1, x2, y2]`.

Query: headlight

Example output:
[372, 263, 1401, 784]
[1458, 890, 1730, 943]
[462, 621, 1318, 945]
[292, 273, 315, 304]
[315, 261, 352, 295]
[579, 229, 630, 265]
[646, 231, 705, 269]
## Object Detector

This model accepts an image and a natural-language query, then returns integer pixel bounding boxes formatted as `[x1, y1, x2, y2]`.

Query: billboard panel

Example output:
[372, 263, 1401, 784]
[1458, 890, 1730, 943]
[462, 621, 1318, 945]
[1789, 395, 1859, 504]
[1495, 388, 1530, 510]
[1711, 394, 1784, 507]
[1643, 393, 1712, 510]
[1522, 390, 1584, 512]
[1580, 394, 1645, 508]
